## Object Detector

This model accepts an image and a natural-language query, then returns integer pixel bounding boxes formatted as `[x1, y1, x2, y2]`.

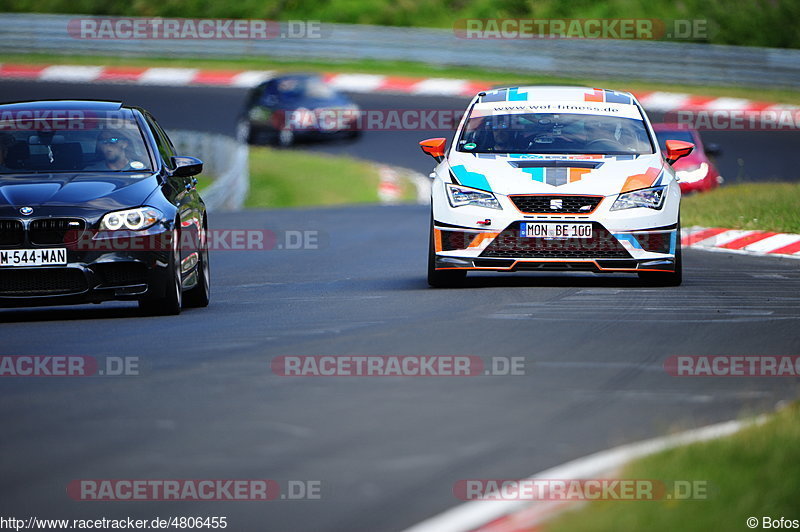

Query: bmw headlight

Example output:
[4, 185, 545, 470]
[100, 207, 163, 231]
[675, 163, 709, 183]
[610, 186, 666, 211]
[446, 183, 502, 210]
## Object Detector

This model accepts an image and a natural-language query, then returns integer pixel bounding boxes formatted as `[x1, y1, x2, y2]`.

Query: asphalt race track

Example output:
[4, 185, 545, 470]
[0, 80, 799, 531]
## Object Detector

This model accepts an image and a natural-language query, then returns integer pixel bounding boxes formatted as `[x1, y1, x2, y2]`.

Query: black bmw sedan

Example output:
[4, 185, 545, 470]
[0, 100, 209, 315]
[238, 73, 361, 147]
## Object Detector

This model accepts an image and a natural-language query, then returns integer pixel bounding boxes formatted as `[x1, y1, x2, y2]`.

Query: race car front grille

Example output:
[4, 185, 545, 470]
[93, 262, 148, 287]
[480, 222, 632, 259]
[0, 220, 24, 247]
[0, 268, 87, 295]
[510, 195, 603, 214]
[29, 218, 86, 245]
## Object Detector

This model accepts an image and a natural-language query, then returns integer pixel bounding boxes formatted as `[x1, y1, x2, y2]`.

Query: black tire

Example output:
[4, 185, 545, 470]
[184, 219, 210, 308]
[139, 228, 182, 315]
[427, 220, 466, 288]
[638, 227, 683, 287]
[276, 128, 295, 147]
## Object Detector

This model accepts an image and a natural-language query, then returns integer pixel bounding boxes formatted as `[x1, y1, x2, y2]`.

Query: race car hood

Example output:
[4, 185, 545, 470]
[0, 172, 160, 214]
[446, 151, 668, 196]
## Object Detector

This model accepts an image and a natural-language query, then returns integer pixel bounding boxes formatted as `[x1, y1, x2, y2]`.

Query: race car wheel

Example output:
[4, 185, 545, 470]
[427, 220, 466, 288]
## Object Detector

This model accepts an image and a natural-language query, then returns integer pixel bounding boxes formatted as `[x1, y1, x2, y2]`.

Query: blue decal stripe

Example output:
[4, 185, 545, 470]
[507, 88, 529, 101]
[522, 168, 545, 182]
[451, 165, 492, 192]
[613, 233, 643, 250]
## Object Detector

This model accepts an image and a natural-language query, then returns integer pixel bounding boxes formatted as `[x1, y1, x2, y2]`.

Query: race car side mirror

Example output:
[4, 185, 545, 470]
[664, 140, 694, 165]
[419, 138, 447, 162]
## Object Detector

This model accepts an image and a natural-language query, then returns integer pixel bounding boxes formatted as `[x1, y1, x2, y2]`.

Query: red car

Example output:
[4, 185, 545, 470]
[652, 124, 723, 193]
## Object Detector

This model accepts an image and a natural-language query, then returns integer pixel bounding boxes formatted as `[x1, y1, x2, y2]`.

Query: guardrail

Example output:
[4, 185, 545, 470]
[168, 130, 249, 212]
[1, 13, 800, 88]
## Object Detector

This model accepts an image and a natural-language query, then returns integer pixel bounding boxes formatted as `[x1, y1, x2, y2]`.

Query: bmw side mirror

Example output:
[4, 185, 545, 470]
[419, 138, 447, 162]
[171, 156, 203, 177]
[664, 140, 694, 165]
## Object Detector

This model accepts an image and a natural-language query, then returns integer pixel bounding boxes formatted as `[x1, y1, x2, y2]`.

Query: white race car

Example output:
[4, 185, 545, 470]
[421, 86, 695, 287]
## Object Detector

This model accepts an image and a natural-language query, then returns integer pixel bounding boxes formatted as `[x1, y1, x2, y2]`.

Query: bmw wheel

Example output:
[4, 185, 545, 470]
[139, 227, 183, 315]
[184, 218, 211, 308]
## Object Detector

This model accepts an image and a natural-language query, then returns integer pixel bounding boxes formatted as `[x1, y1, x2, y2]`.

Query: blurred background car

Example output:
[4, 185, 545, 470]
[652, 123, 723, 193]
[237, 73, 361, 147]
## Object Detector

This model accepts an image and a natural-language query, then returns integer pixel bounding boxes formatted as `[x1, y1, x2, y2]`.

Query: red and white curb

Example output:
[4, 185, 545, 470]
[402, 416, 766, 532]
[376, 164, 430, 204]
[0, 63, 794, 113]
[682, 226, 800, 258]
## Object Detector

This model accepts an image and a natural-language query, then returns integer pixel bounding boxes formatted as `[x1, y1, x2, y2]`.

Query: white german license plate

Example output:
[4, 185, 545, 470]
[0, 248, 67, 267]
[520, 222, 593, 239]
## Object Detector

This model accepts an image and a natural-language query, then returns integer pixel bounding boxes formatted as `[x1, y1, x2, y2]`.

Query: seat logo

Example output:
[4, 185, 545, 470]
[549, 199, 563, 210]
[19, 206, 33, 216]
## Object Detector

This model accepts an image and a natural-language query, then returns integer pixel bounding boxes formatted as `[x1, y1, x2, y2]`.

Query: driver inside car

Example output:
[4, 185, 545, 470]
[85, 130, 137, 171]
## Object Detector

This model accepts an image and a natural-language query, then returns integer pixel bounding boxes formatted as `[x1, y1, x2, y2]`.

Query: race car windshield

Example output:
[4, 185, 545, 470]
[0, 113, 153, 174]
[458, 113, 655, 155]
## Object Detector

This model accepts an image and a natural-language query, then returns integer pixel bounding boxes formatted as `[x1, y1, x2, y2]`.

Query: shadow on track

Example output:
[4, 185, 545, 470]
[0, 304, 150, 323]
[384, 273, 663, 290]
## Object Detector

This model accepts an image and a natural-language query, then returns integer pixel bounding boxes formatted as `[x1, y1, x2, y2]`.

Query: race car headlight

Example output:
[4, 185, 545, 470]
[675, 163, 709, 183]
[446, 183, 502, 210]
[100, 207, 163, 231]
[610, 186, 667, 211]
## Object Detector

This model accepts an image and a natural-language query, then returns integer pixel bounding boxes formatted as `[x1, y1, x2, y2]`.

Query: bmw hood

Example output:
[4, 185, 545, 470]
[0, 173, 160, 215]
[446, 152, 669, 196]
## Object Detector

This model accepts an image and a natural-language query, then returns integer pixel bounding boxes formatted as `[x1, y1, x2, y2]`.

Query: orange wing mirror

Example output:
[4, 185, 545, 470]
[419, 138, 447, 162]
[664, 140, 695, 165]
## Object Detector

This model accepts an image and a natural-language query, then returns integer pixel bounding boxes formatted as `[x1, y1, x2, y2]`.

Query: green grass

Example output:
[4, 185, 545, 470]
[3, 53, 800, 106]
[682, 182, 800, 233]
[5, 0, 800, 48]
[245, 146, 416, 208]
[546, 402, 800, 532]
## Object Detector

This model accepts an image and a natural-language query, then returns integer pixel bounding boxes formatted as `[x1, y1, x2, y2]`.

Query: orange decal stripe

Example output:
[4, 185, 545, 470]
[467, 232, 501, 249]
[621, 166, 662, 193]
[434, 228, 443, 252]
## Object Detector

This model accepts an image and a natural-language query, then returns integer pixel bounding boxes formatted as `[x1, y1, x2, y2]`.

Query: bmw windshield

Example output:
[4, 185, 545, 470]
[0, 110, 153, 174]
